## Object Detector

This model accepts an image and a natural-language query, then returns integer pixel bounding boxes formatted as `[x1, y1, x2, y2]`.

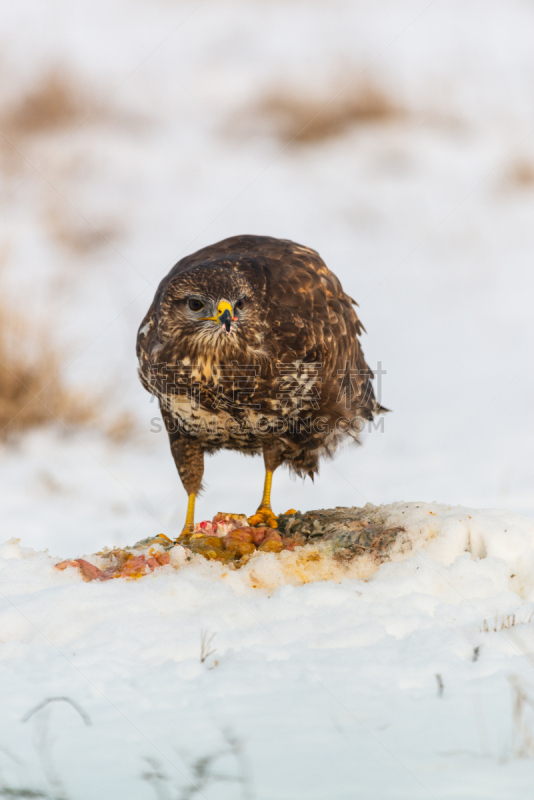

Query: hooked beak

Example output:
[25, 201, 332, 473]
[199, 300, 238, 334]
[219, 307, 233, 333]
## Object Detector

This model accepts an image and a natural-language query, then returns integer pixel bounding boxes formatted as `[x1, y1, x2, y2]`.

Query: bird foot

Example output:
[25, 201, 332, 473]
[174, 524, 194, 543]
[248, 507, 279, 528]
[155, 533, 174, 545]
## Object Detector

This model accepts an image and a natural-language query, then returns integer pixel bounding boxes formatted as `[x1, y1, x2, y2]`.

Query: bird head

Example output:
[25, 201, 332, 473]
[155, 265, 263, 356]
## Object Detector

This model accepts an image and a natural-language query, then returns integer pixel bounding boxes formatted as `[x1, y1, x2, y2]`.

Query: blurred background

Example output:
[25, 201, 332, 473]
[1, 0, 533, 554]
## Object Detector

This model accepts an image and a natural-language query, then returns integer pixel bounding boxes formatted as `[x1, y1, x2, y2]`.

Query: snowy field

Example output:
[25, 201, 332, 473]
[1, 0, 534, 796]
[4, 502, 534, 798]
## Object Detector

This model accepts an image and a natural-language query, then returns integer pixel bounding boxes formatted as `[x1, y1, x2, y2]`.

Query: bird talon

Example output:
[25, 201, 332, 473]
[174, 524, 194, 543]
[156, 533, 174, 544]
[248, 508, 279, 528]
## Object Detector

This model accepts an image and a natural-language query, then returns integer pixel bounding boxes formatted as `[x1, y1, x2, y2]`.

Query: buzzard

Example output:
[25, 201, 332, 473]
[137, 235, 384, 536]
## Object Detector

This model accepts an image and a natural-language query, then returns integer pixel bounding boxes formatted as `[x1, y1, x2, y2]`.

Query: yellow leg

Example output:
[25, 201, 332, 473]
[261, 469, 273, 510]
[177, 493, 196, 539]
[248, 470, 279, 528]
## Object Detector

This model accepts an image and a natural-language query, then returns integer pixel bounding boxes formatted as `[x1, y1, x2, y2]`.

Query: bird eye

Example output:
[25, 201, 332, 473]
[188, 298, 204, 311]
[235, 299, 245, 311]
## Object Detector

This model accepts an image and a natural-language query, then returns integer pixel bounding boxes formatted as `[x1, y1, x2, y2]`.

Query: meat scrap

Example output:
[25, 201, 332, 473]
[55, 509, 311, 581]
[182, 518, 293, 564]
[56, 558, 103, 582]
[55, 550, 170, 582]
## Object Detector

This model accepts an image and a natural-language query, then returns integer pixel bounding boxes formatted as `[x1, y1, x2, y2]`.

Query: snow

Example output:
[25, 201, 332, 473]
[1, 0, 534, 795]
[3, 502, 534, 797]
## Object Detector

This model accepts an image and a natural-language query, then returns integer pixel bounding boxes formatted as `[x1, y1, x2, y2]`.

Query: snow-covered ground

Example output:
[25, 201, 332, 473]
[1, 0, 534, 796]
[3, 502, 534, 798]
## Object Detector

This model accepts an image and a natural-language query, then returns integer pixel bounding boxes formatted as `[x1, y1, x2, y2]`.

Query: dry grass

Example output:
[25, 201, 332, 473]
[0, 302, 97, 439]
[0, 69, 124, 252]
[106, 413, 136, 444]
[504, 159, 534, 190]
[200, 630, 216, 663]
[1, 66, 143, 148]
[481, 612, 534, 633]
[0, 133, 30, 178]
[0, 297, 133, 442]
[241, 77, 403, 145]
[142, 729, 254, 800]
[0, 68, 100, 177]
[4, 69, 92, 138]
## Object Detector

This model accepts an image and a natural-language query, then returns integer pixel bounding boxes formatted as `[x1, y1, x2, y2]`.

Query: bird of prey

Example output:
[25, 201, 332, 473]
[137, 235, 384, 536]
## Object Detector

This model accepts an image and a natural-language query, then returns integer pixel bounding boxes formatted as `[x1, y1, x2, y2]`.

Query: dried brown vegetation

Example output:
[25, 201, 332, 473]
[481, 611, 534, 633]
[245, 77, 403, 145]
[0, 297, 133, 441]
[504, 159, 534, 190]
[0, 68, 100, 177]
[0, 301, 96, 439]
[0, 69, 124, 251]
[4, 69, 93, 138]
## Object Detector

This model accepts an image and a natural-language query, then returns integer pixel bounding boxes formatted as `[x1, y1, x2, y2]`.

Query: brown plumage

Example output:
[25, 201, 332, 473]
[137, 234, 384, 534]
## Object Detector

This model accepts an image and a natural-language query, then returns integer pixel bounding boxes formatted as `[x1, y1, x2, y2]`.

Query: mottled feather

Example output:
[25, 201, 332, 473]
[137, 235, 384, 498]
